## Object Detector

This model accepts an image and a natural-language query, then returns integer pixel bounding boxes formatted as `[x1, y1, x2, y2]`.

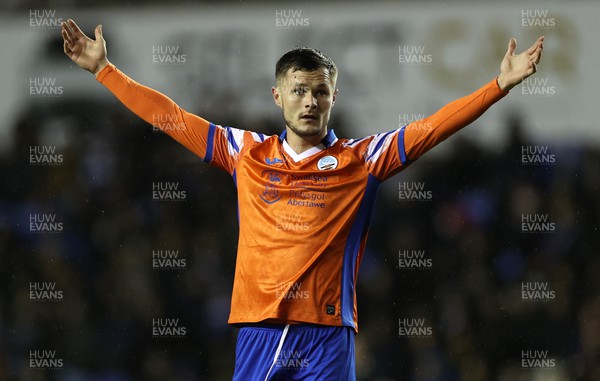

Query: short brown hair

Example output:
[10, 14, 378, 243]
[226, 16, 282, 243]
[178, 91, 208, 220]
[275, 47, 337, 85]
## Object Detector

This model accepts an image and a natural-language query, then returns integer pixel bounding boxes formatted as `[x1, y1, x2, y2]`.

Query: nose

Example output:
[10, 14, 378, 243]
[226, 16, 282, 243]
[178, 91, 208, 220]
[303, 92, 317, 109]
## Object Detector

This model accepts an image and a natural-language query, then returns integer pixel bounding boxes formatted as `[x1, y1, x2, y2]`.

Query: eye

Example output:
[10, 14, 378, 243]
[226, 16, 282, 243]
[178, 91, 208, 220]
[293, 87, 306, 95]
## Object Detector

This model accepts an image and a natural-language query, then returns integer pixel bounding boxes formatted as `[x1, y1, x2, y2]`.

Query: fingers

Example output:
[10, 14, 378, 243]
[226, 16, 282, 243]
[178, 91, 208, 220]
[507, 37, 517, 56]
[62, 32, 70, 53]
[531, 49, 542, 65]
[94, 25, 104, 43]
[63, 38, 70, 56]
[61, 21, 75, 43]
[528, 36, 544, 64]
[67, 19, 86, 40]
[94, 25, 103, 42]
[535, 36, 543, 64]
[61, 24, 75, 56]
[62, 19, 76, 41]
[62, 19, 103, 46]
[527, 36, 544, 54]
[527, 51, 539, 77]
[530, 60, 537, 74]
[61, 27, 70, 44]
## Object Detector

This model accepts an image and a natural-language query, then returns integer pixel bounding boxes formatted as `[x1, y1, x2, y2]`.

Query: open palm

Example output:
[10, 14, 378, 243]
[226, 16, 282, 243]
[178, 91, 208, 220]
[62, 19, 108, 75]
[498, 36, 544, 91]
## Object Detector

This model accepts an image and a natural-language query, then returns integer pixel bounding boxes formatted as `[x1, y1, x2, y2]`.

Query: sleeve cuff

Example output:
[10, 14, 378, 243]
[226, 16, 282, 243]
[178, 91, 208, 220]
[95, 63, 115, 83]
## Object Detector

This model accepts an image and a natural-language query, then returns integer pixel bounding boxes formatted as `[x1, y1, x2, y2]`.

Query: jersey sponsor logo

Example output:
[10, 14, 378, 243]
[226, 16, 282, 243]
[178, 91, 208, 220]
[290, 174, 329, 190]
[317, 155, 338, 170]
[265, 157, 284, 165]
[259, 170, 284, 204]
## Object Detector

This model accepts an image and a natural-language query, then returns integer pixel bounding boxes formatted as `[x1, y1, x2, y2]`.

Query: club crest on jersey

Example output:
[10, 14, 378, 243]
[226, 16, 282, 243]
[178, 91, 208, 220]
[259, 170, 284, 204]
[317, 156, 338, 171]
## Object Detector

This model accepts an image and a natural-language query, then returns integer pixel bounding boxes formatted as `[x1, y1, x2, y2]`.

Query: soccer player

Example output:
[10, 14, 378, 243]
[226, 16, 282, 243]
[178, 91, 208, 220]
[61, 19, 543, 380]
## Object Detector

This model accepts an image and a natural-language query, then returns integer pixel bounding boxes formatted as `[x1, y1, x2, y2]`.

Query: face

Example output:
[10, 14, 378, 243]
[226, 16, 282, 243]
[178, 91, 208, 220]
[272, 68, 337, 141]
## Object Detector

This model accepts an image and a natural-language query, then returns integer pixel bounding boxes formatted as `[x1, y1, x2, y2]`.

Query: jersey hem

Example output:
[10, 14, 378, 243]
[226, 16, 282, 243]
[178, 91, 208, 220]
[228, 314, 357, 332]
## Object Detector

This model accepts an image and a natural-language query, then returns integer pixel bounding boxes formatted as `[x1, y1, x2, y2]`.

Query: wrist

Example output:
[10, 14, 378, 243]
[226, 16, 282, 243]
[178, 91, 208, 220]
[94, 60, 109, 78]
[496, 74, 512, 93]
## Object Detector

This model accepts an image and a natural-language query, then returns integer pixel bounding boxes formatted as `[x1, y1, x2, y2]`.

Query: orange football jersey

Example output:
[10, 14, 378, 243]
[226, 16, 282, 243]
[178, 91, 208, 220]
[97, 63, 507, 331]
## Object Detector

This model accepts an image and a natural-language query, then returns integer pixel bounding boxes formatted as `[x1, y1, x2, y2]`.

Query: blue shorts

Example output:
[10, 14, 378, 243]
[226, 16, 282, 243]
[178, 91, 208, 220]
[232, 324, 356, 381]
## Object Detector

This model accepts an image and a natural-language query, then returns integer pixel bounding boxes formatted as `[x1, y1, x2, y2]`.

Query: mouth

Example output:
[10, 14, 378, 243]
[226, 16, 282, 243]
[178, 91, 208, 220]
[300, 114, 318, 121]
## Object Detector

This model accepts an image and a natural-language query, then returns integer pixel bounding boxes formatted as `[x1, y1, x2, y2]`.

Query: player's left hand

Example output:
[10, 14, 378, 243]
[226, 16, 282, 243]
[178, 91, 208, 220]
[497, 36, 544, 92]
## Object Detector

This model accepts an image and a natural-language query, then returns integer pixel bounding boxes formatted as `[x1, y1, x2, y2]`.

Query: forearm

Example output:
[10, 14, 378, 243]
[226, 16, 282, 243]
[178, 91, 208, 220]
[96, 63, 212, 159]
[96, 63, 186, 127]
[404, 78, 508, 161]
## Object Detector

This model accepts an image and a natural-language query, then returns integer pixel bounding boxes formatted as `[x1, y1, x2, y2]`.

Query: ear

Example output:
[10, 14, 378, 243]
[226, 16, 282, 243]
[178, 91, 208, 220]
[272, 86, 282, 109]
[332, 88, 338, 107]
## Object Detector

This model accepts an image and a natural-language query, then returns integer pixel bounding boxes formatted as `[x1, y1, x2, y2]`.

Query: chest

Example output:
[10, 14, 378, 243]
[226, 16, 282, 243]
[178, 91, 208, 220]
[235, 143, 368, 211]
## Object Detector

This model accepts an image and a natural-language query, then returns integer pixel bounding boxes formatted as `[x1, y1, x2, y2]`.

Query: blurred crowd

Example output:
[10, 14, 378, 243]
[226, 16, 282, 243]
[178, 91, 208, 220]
[2, 0, 222, 11]
[0, 95, 599, 381]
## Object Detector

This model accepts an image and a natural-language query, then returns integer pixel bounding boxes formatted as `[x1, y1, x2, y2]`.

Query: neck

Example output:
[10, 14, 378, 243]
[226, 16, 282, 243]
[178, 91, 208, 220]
[285, 127, 327, 154]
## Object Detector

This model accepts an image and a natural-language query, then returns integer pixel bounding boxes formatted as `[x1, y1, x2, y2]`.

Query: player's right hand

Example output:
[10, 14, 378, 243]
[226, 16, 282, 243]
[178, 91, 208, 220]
[61, 19, 108, 76]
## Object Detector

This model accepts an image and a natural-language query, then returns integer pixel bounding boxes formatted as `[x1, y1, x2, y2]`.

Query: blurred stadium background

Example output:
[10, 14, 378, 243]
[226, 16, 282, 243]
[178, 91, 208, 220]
[1, 0, 599, 380]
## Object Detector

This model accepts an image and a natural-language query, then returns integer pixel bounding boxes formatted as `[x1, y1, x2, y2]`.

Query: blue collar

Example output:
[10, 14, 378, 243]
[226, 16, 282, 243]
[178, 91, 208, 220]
[279, 129, 337, 148]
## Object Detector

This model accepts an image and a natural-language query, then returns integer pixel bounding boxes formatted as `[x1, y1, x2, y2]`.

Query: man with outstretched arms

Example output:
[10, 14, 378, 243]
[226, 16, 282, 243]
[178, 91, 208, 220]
[62, 19, 543, 380]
